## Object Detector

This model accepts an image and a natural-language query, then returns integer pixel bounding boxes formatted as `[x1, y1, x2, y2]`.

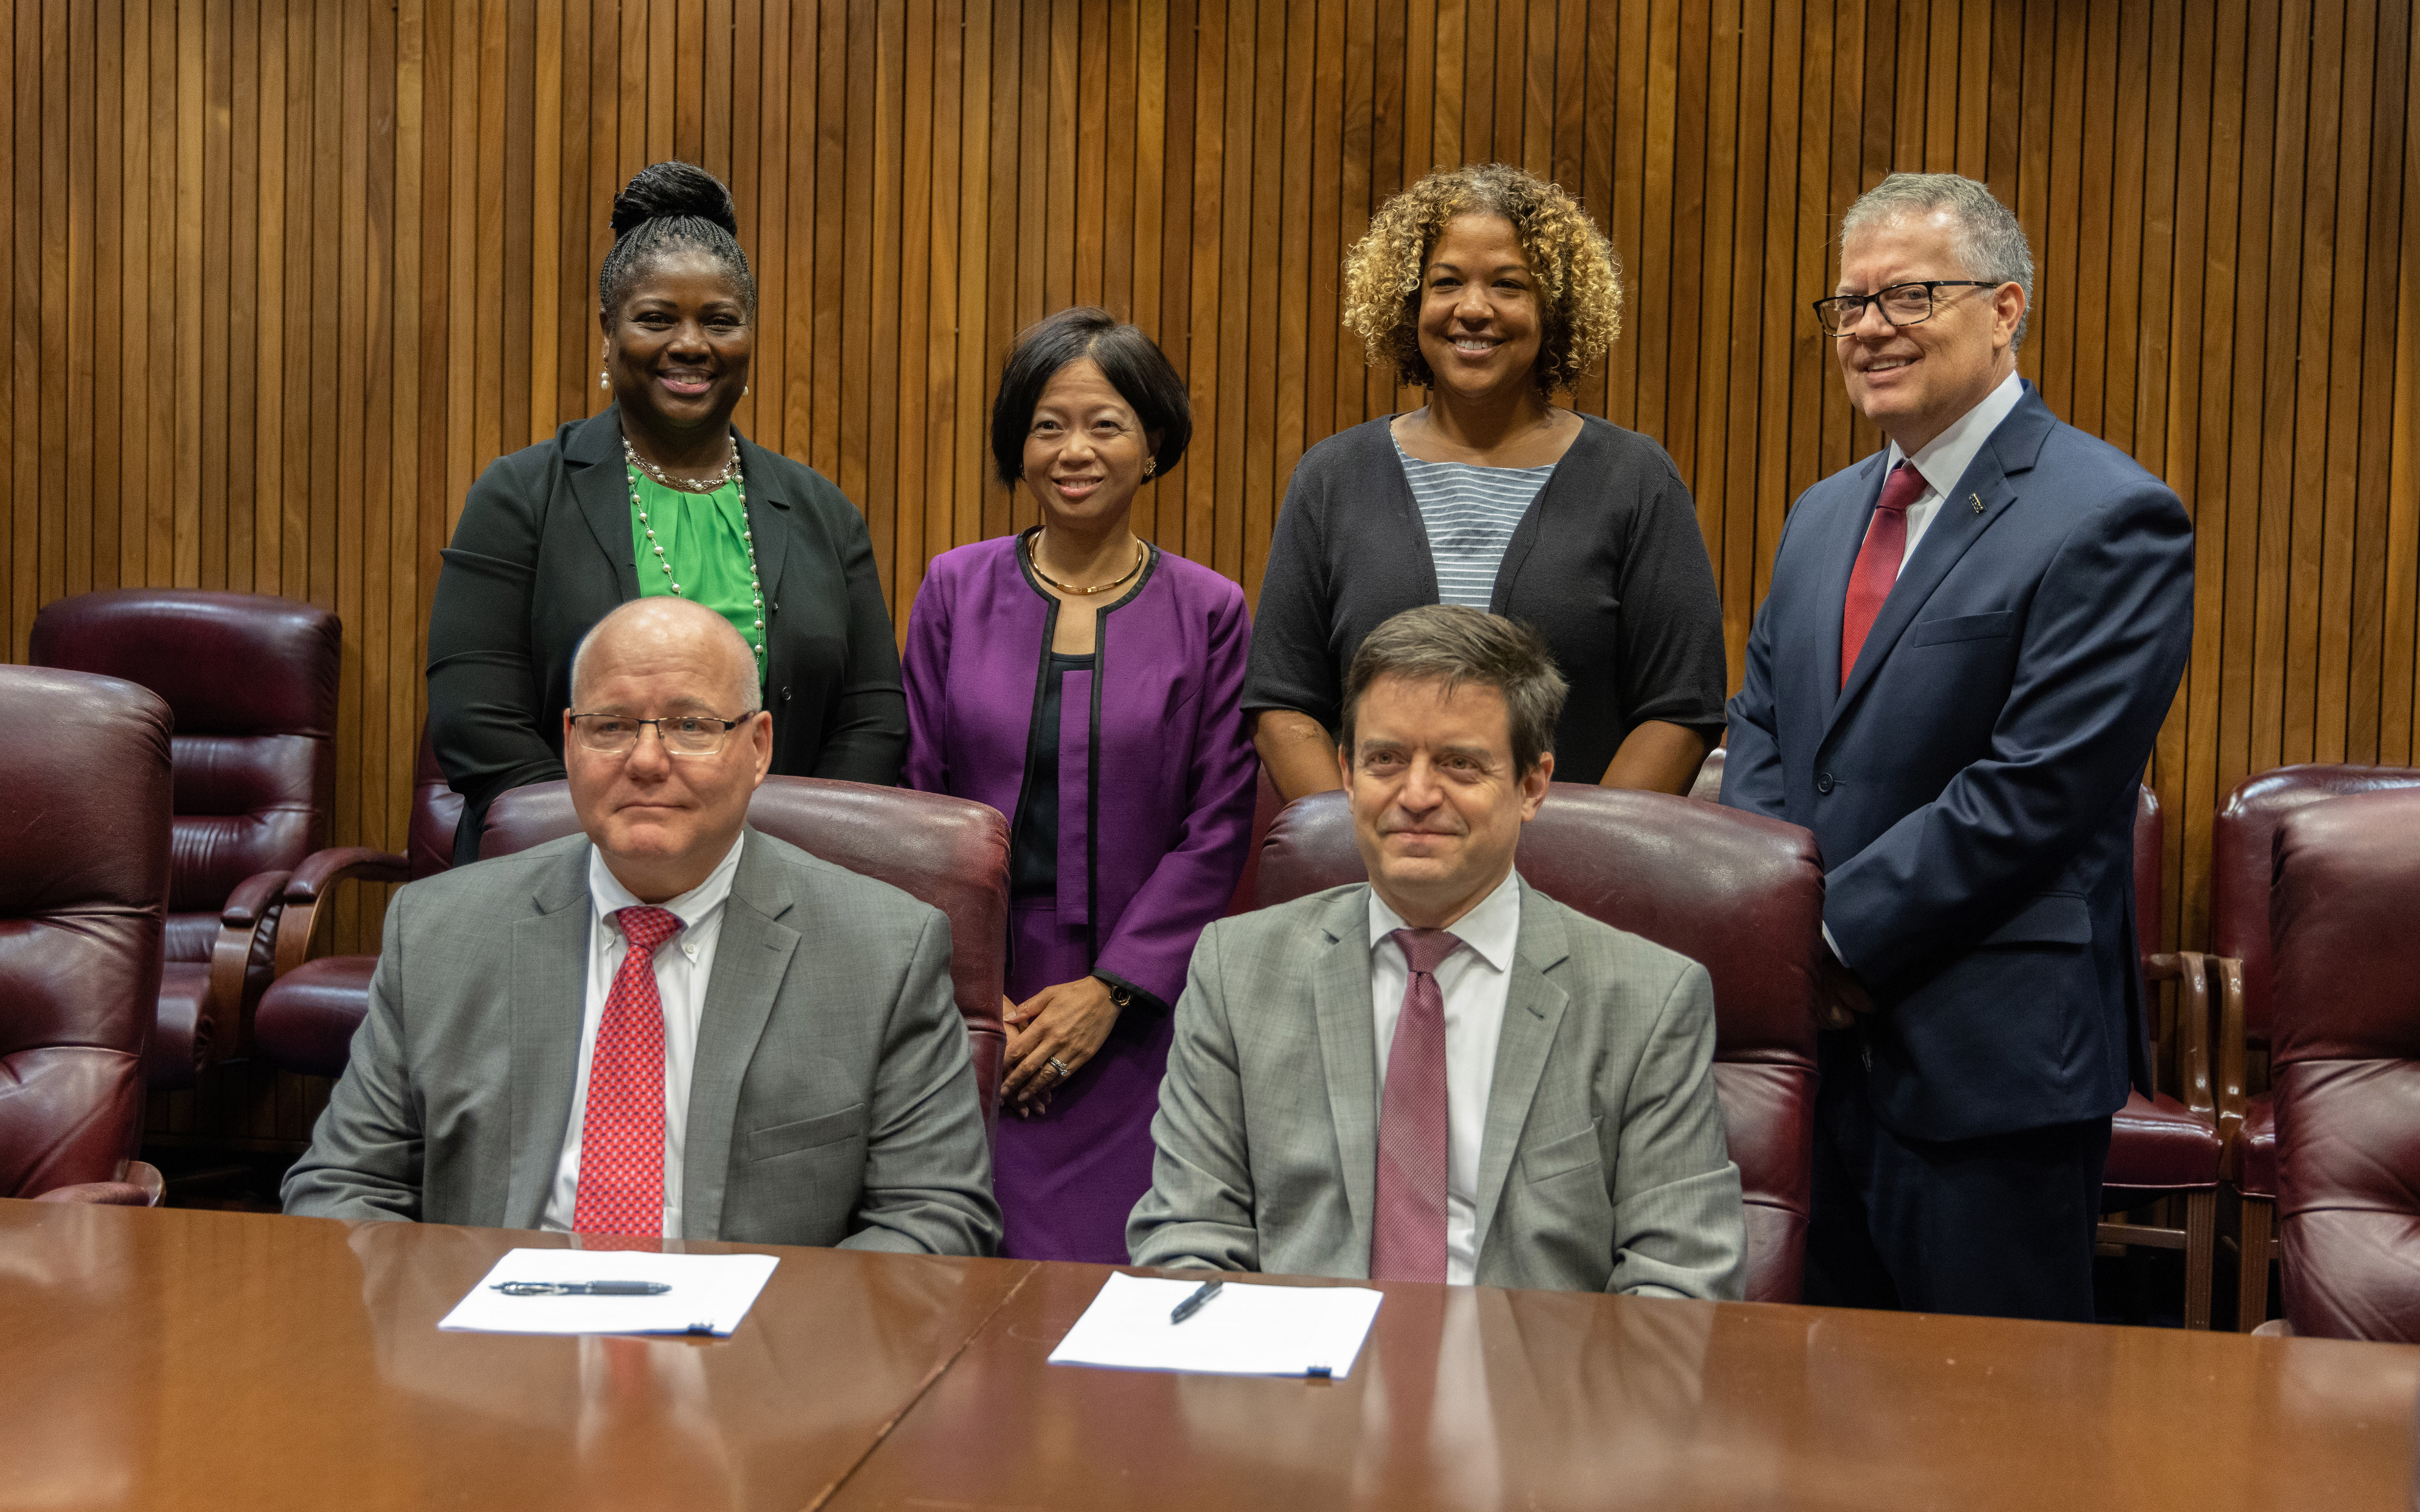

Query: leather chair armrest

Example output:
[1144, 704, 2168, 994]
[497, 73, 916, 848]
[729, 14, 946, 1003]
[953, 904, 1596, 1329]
[2145, 951, 2216, 1121]
[209, 868, 292, 1059]
[274, 848, 410, 976]
[35, 1162, 164, 1207]
[2213, 955, 2249, 1148]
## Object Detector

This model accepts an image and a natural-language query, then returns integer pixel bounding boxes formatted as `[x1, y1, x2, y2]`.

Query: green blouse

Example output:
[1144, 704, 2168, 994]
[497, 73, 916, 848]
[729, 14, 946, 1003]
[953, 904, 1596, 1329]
[627, 470, 766, 681]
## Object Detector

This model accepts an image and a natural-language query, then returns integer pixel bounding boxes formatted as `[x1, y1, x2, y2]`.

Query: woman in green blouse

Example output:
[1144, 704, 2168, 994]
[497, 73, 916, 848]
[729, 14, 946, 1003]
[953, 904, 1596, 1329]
[428, 161, 905, 859]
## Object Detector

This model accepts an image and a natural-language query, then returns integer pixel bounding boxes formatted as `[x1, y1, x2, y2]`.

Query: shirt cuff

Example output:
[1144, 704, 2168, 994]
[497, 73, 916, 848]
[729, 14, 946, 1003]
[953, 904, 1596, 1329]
[1821, 922, 1849, 973]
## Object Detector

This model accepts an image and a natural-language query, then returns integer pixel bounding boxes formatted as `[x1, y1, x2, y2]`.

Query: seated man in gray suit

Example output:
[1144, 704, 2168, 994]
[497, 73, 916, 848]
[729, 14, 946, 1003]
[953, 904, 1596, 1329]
[1129, 605, 1742, 1295]
[285, 596, 999, 1255]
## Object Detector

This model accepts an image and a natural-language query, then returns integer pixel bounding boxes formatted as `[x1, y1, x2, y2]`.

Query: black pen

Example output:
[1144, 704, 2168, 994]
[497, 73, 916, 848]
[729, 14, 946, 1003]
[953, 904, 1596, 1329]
[491, 1280, 672, 1297]
[1169, 1279, 1223, 1324]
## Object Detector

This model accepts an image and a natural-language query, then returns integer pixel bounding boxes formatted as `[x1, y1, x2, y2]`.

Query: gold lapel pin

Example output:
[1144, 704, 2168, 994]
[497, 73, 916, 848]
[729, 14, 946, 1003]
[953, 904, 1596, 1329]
[1969, 492, 1985, 514]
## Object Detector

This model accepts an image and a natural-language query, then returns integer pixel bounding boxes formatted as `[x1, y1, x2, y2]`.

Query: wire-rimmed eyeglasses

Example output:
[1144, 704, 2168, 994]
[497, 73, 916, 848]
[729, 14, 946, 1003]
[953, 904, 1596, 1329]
[568, 712, 756, 757]
[1811, 280, 2002, 336]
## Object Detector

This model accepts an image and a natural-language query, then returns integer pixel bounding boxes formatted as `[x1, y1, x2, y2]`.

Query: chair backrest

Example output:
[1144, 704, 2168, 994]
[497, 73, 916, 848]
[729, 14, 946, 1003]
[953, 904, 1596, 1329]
[409, 725, 463, 883]
[2266, 787, 2420, 1341]
[2210, 765, 2420, 1049]
[29, 589, 340, 963]
[482, 777, 1011, 1122]
[1687, 747, 1726, 803]
[0, 667, 173, 1198]
[1254, 784, 1824, 1303]
[1224, 767, 1285, 917]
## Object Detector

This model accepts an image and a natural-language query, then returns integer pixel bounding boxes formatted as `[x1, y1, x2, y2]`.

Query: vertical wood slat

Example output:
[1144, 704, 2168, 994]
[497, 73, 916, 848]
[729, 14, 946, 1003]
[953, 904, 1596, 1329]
[0, 0, 2414, 1146]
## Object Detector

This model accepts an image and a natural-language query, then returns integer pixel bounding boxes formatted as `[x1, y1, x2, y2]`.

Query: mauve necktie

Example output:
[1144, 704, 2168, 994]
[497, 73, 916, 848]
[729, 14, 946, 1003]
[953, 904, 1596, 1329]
[1840, 459, 1928, 687]
[1372, 927, 1460, 1283]
[571, 905, 685, 1236]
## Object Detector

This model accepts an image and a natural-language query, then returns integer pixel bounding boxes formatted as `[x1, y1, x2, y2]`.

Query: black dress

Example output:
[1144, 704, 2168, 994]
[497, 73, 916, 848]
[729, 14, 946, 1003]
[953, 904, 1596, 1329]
[1242, 413, 1728, 782]
[427, 405, 906, 859]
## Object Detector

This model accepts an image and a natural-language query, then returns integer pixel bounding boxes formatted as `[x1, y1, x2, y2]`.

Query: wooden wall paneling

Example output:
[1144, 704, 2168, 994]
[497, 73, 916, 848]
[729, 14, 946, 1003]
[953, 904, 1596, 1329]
[2313, 0, 2369, 766]
[2369, 0, 2415, 764]
[4, 0, 2418, 1149]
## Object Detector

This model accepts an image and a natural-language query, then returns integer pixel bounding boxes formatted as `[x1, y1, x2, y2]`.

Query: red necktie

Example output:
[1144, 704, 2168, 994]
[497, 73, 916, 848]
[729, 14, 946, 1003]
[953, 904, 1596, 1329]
[1372, 927, 1459, 1283]
[1840, 459, 1928, 686]
[572, 905, 685, 1237]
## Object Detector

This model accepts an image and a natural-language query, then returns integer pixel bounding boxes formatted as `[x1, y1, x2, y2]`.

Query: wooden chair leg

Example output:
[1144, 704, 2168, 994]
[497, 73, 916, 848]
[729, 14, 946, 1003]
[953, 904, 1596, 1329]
[2182, 1189, 2216, 1330]
[2237, 1195, 2275, 1332]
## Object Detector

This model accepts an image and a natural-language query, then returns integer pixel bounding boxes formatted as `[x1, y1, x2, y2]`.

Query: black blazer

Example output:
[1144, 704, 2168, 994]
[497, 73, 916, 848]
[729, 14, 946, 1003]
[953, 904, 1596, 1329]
[428, 406, 906, 860]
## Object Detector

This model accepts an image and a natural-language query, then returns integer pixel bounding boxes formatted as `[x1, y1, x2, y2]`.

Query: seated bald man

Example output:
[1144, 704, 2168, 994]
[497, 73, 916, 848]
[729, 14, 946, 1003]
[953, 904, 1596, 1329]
[285, 597, 1000, 1254]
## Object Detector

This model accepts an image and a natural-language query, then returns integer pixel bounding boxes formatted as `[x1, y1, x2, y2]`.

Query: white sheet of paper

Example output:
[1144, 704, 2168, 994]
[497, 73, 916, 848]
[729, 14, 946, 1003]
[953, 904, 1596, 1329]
[1046, 1272, 1383, 1378]
[438, 1248, 779, 1337]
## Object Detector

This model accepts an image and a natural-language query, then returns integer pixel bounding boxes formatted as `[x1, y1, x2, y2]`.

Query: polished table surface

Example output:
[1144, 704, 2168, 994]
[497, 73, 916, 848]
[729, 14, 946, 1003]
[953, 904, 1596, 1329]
[4, 1201, 2416, 1511]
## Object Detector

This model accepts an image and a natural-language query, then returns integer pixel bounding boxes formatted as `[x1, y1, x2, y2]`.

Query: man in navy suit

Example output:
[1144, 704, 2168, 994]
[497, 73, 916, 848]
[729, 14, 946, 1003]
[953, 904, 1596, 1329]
[1721, 172, 2193, 1322]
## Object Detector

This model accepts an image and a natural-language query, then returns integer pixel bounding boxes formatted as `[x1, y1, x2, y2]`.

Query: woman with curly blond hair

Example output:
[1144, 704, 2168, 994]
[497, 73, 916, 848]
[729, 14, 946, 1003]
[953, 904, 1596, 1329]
[1245, 163, 1725, 799]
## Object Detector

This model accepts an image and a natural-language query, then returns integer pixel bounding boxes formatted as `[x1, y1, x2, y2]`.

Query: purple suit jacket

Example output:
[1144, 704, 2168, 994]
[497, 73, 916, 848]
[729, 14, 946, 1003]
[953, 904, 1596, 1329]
[902, 536, 1260, 1006]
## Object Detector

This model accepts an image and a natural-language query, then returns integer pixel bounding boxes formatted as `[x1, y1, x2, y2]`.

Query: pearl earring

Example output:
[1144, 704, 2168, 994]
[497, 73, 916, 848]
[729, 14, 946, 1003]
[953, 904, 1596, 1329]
[599, 369, 608, 390]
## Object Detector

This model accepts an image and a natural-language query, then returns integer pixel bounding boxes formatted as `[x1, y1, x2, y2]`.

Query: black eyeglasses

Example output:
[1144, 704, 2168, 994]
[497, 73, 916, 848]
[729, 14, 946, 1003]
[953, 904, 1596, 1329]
[1811, 280, 2002, 336]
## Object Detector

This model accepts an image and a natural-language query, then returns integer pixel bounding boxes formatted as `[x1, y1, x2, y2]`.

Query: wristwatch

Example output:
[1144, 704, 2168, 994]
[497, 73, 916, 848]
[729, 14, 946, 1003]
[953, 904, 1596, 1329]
[1095, 976, 1134, 1009]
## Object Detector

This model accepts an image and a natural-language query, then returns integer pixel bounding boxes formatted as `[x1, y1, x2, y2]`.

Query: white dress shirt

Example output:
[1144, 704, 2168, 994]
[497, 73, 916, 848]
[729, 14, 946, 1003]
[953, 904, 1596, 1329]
[1823, 370, 2028, 968]
[540, 832, 746, 1238]
[1880, 368, 2026, 575]
[1368, 869, 1523, 1286]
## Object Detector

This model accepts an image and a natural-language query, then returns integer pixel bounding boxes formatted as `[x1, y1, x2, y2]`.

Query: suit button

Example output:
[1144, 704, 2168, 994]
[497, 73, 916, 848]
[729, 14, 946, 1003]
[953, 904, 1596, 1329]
[1815, 772, 1835, 794]
[780, 686, 792, 703]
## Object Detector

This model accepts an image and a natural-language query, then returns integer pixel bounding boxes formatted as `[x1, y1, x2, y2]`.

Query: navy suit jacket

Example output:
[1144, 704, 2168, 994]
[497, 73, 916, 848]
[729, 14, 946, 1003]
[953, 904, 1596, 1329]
[1721, 383, 2193, 1142]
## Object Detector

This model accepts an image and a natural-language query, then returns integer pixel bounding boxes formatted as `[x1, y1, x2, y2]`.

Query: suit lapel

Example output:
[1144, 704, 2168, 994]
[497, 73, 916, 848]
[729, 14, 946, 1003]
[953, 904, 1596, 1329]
[734, 431, 791, 609]
[1472, 882, 1570, 1261]
[681, 831, 800, 1240]
[568, 408, 642, 601]
[1816, 452, 1890, 698]
[1310, 887, 1381, 1253]
[1824, 389, 2055, 740]
[505, 846, 599, 1230]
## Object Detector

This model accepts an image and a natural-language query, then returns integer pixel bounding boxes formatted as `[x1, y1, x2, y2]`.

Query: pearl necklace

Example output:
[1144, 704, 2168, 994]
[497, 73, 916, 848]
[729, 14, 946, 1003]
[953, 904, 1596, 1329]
[626, 452, 767, 669]
[622, 433, 743, 493]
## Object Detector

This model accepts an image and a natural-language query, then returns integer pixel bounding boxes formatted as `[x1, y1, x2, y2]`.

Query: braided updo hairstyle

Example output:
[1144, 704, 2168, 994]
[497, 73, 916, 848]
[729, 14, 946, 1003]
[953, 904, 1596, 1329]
[597, 161, 757, 318]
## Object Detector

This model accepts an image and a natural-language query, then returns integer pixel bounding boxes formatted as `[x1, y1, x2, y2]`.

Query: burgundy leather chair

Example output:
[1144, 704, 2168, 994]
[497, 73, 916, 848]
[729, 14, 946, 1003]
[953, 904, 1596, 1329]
[2265, 787, 2420, 1341]
[1253, 784, 1823, 1303]
[2096, 784, 2223, 1326]
[251, 728, 462, 1079]
[481, 776, 1011, 1127]
[1687, 747, 1726, 803]
[28, 589, 341, 1088]
[0, 666, 172, 1205]
[2209, 764, 2420, 1328]
[1224, 767, 1284, 917]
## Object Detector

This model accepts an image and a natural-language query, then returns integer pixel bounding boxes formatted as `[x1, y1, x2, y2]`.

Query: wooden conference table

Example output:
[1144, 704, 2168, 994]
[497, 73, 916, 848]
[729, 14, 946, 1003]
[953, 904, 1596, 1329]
[2, 1200, 2413, 1511]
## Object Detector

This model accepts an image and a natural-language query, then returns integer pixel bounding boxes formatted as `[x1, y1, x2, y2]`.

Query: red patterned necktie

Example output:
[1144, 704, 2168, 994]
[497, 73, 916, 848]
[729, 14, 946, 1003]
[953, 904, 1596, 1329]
[1840, 459, 1928, 687]
[1372, 927, 1459, 1283]
[572, 905, 685, 1237]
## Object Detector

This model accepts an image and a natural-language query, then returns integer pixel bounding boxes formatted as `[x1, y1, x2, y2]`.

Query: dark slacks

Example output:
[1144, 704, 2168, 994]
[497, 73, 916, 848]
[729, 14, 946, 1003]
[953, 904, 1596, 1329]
[1807, 1033, 2113, 1322]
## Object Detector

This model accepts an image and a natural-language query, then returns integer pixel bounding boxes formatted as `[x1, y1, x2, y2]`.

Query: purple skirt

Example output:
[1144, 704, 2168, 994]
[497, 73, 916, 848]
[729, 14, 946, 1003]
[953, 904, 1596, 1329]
[994, 897, 1174, 1264]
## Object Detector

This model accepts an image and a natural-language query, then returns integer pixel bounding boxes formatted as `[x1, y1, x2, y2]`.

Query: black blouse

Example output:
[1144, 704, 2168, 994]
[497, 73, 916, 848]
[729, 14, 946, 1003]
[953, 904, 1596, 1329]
[427, 406, 906, 859]
[1242, 413, 1728, 783]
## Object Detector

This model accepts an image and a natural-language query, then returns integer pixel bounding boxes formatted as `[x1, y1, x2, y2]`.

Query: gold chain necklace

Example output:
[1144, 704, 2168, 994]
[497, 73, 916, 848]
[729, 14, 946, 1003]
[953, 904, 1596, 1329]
[1024, 529, 1146, 596]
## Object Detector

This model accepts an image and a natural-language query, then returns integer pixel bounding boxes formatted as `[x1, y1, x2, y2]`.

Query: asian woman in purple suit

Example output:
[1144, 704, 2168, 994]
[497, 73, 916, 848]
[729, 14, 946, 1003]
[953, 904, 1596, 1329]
[901, 308, 1259, 1263]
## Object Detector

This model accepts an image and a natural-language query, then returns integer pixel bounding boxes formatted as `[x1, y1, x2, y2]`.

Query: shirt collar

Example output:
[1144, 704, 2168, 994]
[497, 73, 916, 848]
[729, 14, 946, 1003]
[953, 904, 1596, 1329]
[1886, 369, 2026, 500]
[588, 829, 748, 935]
[1367, 869, 1523, 973]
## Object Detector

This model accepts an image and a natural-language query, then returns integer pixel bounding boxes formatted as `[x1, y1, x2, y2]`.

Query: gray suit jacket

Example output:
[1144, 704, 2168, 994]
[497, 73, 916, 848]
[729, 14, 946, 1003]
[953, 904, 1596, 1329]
[282, 829, 1000, 1256]
[1128, 879, 1744, 1296]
